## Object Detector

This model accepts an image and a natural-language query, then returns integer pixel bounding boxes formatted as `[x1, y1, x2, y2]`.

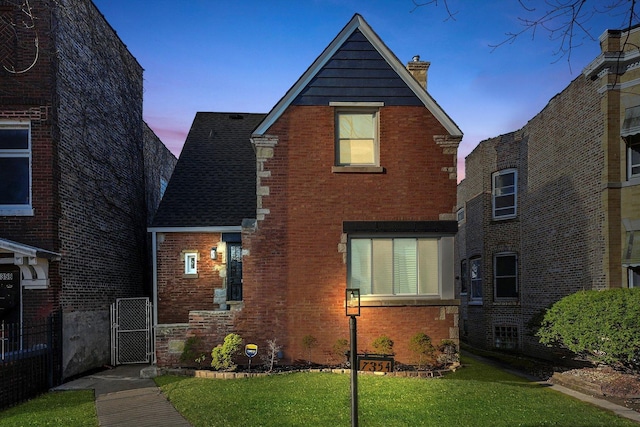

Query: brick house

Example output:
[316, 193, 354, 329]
[0, 0, 176, 379]
[151, 14, 463, 367]
[456, 25, 640, 358]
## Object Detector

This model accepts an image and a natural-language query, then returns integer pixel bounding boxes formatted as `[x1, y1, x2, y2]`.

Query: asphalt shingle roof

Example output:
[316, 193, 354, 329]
[151, 112, 266, 228]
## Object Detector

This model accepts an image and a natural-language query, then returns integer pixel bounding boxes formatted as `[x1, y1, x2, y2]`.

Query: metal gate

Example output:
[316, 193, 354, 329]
[110, 297, 153, 365]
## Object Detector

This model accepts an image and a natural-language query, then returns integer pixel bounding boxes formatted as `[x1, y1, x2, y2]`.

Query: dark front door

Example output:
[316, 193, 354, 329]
[0, 265, 20, 324]
[227, 243, 242, 301]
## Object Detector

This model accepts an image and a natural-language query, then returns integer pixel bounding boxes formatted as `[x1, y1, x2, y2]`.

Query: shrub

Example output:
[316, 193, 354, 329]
[260, 338, 282, 372]
[437, 339, 459, 365]
[332, 338, 349, 366]
[409, 332, 435, 369]
[180, 335, 206, 368]
[371, 335, 394, 355]
[302, 334, 317, 364]
[211, 333, 243, 371]
[537, 288, 640, 372]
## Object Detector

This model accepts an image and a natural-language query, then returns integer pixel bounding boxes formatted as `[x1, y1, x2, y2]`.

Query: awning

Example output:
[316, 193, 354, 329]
[623, 219, 640, 267]
[621, 106, 640, 137]
[0, 238, 61, 289]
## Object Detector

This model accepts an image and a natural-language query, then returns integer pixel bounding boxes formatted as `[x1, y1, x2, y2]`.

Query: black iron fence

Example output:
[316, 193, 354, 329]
[0, 311, 63, 410]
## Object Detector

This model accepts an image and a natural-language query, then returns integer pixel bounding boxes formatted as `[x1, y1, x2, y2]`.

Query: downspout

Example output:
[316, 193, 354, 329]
[151, 230, 158, 365]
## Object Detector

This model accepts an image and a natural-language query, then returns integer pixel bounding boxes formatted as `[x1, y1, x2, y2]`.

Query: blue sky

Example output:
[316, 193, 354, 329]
[93, 1, 633, 179]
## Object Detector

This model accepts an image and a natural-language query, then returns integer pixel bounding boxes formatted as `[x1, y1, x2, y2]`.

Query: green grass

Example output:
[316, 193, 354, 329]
[156, 356, 639, 427]
[0, 390, 97, 426]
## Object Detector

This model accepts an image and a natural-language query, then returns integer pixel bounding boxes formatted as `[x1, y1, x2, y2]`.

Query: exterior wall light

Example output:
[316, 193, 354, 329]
[210, 247, 217, 260]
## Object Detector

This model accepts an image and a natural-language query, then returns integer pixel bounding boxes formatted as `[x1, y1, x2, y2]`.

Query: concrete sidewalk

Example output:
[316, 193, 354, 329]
[54, 364, 191, 427]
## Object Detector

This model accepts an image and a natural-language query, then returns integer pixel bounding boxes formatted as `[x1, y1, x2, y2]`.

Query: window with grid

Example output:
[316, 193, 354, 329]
[494, 325, 518, 350]
[492, 169, 517, 220]
[494, 253, 518, 299]
[0, 122, 31, 215]
[349, 237, 440, 296]
[336, 110, 378, 166]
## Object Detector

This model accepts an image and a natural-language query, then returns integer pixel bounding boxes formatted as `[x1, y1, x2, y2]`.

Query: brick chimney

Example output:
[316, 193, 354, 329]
[406, 55, 430, 90]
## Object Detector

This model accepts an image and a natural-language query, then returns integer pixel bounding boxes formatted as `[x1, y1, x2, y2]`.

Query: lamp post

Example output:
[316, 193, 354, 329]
[346, 288, 360, 427]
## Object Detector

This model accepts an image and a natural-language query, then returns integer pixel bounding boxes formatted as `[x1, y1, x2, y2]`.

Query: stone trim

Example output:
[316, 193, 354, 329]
[251, 135, 278, 222]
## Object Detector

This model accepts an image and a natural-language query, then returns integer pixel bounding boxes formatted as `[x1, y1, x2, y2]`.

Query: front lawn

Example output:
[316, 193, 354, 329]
[0, 390, 97, 426]
[156, 356, 639, 426]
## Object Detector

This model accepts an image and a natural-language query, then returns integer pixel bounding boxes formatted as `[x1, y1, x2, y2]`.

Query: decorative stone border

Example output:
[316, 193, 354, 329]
[159, 364, 460, 380]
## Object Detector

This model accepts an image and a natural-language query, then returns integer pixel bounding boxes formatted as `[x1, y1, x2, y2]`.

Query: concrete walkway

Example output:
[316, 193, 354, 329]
[54, 364, 191, 427]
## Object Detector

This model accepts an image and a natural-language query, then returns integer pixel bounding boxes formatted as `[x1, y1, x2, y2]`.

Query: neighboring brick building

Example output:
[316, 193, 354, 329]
[0, 0, 176, 378]
[151, 14, 463, 367]
[456, 25, 640, 358]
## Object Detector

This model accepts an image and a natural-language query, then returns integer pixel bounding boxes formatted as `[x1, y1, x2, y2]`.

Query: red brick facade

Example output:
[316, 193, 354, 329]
[153, 16, 461, 368]
[235, 105, 459, 364]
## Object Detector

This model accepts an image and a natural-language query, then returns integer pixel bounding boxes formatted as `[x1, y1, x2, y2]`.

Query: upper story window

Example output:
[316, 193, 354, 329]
[457, 206, 465, 223]
[494, 252, 518, 299]
[492, 169, 517, 220]
[629, 138, 640, 180]
[0, 122, 32, 216]
[470, 257, 482, 302]
[348, 237, 441, 297]
[336, 109, 379, 166]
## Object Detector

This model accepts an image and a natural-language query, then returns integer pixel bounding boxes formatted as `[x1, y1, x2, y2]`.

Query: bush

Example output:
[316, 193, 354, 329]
[409, 332, 435, 369]
[537, 288, 640, 372]
[371, 335, 394, 355]
[180, 336, 206, 368]
[211, 333, 243, 371]
[332, 338, 349, 366]
[302, 334, 317, 364]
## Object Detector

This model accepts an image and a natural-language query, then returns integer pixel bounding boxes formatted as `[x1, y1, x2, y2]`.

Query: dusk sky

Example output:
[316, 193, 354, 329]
[93, 1, 634, 180]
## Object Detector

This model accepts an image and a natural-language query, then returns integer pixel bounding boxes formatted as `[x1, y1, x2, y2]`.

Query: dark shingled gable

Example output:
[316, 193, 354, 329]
[151, 112, 266, 227]
[292, 29, 422, 106]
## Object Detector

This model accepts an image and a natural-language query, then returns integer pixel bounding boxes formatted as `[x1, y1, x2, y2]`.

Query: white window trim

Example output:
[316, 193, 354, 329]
[628, 141, 640, 180]
[334, 107, 380, 167]
[492, 169, 517, 220]
[0, 121, 33, 216]
[183, 251, 198, 276]
[469, 256, 482, 303]
[494, 252, 518, 300]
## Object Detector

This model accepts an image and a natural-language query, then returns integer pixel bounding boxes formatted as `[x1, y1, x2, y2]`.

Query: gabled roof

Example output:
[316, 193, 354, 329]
[150, 113, 266, 228]
[253, 13, 462, 137]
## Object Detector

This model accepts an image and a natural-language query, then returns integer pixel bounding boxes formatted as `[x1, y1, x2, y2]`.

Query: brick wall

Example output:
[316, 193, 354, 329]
[238, 105, 459, 366]
[156, 232, 226, 324]
[457, 74, 605, 358]
[1, 0, 174, 378]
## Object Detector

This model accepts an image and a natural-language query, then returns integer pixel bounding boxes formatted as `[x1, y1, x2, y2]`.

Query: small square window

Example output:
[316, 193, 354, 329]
[494, 325, 518, 350]
[336, 110, 378, 166]
[184, 252, 198, 275]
